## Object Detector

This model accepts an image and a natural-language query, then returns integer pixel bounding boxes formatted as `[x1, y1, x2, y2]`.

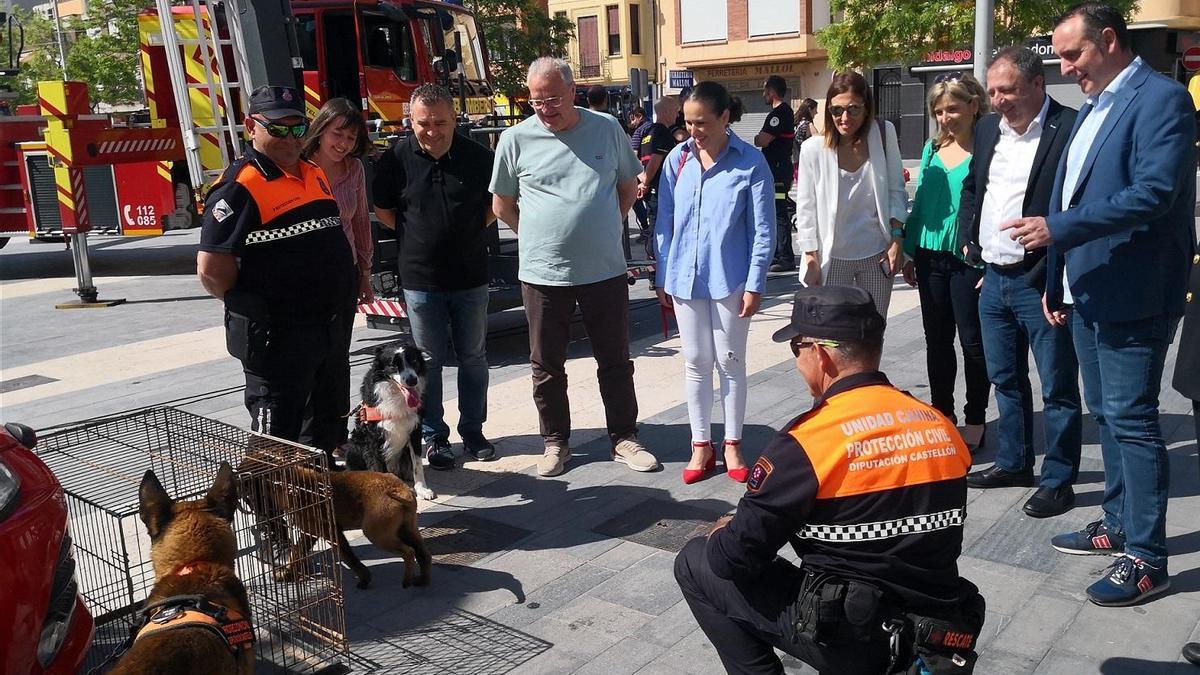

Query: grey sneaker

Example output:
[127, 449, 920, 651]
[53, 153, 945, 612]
[537, 443, 571, 477]
[612, 436, 659, 472]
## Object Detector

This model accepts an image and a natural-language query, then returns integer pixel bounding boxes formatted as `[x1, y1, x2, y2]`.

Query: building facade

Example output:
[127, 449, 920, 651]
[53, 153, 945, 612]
[657, 0, 832, 138]
[549, 0, 656, 88]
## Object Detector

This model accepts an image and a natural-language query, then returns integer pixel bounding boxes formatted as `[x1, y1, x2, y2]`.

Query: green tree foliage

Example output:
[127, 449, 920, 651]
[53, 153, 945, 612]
[467, 0, 573, 99]
[9, 8, 66, 105]
[817, 0, 1139, 69]
[11, 0, 145, 109]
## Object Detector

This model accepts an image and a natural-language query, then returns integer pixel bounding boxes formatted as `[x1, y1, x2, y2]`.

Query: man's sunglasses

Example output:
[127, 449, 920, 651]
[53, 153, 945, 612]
[828, 104, 866, 119]
[790, 338, 841, 357]
[251, 116, 309, 138]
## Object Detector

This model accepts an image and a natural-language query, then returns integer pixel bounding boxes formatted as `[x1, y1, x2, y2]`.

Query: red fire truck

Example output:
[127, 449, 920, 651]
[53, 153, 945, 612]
[0, 0, 492, 271]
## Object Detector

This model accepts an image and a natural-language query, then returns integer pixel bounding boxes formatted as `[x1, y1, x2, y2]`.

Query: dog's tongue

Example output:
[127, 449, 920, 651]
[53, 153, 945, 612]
[402, 386, 420, 410]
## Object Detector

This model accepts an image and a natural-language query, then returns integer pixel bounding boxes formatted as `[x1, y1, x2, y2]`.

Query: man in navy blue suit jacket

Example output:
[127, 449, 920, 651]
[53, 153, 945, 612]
[1005, 2, 1198, 607]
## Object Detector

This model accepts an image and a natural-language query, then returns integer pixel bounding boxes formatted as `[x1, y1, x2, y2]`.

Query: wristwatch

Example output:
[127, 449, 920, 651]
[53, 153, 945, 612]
[890, 227, 905, 239]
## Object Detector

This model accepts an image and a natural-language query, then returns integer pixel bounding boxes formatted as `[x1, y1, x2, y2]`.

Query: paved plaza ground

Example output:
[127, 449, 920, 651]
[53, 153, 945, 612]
[2, 229, 1198, 673]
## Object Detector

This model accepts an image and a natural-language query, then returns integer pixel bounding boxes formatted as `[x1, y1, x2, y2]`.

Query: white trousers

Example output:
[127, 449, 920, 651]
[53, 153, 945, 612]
[673, 292, 751, 442]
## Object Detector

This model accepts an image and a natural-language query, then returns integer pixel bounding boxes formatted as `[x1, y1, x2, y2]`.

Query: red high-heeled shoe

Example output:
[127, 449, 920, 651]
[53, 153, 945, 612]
[724, 440, 749, 483]
[682, 441, 716, 484]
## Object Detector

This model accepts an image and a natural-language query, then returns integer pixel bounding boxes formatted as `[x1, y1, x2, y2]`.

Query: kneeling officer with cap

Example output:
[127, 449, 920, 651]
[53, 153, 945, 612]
[674, 286, 985, 675]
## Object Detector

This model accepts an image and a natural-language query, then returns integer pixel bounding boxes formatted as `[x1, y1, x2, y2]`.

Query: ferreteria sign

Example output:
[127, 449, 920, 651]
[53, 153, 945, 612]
[914, 36, 1058, 68]
[693, 61, 801, 80]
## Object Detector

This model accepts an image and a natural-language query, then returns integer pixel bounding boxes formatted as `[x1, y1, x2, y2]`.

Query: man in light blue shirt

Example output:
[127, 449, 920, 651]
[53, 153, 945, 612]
[1003, 2, 1197, 608]
[491, 57, 659, 478]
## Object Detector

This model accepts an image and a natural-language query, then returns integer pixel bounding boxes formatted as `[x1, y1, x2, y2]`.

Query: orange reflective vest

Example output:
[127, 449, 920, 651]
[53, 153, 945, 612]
[708, 372, 972, 607]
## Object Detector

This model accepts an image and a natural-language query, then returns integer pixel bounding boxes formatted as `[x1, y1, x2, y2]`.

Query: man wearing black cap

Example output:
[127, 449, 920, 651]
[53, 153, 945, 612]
[197, 85, 357, 459]
[674, 286, 984, 675]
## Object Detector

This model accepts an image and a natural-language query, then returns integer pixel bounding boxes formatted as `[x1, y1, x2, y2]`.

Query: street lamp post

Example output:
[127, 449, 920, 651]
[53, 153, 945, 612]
[973, 0, 994, 86]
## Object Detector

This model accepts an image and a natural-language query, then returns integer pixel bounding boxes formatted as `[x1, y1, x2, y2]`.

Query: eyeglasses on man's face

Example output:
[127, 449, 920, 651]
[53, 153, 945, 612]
[252, 116, 309, 138]
[828, 104, 865, 119]
[528, 96, 565, 110]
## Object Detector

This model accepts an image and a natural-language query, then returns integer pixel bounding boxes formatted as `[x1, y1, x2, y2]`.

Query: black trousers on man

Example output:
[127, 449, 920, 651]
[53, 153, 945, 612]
[674, 537, 891, 675]
[772, 177, 795, 270]
[243, 310, 351, 458]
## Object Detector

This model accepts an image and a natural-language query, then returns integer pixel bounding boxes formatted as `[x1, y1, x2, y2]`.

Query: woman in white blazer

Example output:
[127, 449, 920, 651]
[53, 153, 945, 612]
[792, 72, 908, 317]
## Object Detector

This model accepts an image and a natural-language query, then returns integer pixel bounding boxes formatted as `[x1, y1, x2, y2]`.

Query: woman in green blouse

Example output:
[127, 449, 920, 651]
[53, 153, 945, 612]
[901, 72, 990, 450]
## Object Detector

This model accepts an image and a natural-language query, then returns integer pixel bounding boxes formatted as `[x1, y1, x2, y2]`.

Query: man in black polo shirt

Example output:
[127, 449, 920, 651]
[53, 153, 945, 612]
[755, 75, 796, 272]
[198, 85, 357, 459]
[373, 84, 497, 469]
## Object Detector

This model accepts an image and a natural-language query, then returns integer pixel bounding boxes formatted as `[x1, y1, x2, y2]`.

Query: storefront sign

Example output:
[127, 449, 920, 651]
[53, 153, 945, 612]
[916, 37, 1058, 69]
[693, 61, 800, 81]
[923, 49, 973, 65]
[668, 70, 694, 88]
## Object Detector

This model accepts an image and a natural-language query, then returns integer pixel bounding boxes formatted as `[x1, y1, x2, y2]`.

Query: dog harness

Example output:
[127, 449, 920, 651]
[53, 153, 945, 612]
[133, 564, 255, 656]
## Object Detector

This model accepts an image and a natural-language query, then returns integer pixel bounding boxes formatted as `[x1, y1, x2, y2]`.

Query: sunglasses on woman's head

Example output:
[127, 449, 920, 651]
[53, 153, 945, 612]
[934, 72, 964, 84]
[828, 104, 865, 118]
[252, 116, 309, 138]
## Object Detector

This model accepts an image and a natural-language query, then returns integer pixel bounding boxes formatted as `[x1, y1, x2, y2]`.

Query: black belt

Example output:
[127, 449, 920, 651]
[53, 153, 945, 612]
[792, 567, 983, 675]
[989, 259, 1032, 272]
[988, 251, 1043, 273]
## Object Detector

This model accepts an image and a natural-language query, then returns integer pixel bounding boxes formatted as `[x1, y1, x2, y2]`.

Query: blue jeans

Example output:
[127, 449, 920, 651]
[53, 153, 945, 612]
[403, 285, 490, 441]
[1073, 312, 1178, 567]
[979, 266, 1081, 487]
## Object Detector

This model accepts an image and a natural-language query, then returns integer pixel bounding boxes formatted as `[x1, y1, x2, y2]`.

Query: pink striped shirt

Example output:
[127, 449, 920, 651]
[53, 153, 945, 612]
[329, 157, 373, 272]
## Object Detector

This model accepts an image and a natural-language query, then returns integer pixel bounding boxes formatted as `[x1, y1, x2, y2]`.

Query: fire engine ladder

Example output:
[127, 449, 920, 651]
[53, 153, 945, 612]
[152, 0, 250, 190]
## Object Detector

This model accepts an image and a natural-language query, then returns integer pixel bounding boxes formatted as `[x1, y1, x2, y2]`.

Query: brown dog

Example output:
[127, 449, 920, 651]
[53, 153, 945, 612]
[247, 462, 432, 590]
[111, 462, 254, 675]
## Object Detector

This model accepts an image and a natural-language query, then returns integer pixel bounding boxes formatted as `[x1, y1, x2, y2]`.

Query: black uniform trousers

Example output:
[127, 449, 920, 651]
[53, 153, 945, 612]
[243, 306, 352, 458]
[674, 537, 891, 675]
[772, 176, 795, 269]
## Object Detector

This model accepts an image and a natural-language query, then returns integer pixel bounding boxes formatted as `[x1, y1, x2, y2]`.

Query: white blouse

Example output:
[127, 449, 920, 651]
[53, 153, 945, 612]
[830, 163, 888, 260]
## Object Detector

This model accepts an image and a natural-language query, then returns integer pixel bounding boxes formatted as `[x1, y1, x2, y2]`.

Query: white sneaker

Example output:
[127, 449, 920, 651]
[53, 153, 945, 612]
[537, 443, 571, 477]
[612, 436, 659, 472]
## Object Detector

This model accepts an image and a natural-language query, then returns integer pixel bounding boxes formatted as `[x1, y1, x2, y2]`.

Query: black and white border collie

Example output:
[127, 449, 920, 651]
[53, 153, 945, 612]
[346, 344, 436, 500]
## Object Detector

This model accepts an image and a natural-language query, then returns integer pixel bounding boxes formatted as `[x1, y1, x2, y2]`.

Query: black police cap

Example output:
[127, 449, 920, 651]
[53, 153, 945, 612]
[771, 285, 885, 343]
[248, 85, 305, 121]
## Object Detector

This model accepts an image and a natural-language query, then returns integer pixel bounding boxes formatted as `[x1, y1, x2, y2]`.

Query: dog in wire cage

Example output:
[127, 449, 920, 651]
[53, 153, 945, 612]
[110, 462, 255, 675]
[345, 343, 437, 501]
[239, 447, 432, 590]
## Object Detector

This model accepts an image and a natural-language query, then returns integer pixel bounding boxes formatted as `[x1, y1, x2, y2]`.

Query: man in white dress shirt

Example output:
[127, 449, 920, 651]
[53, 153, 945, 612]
[956, 47, 1082, 520]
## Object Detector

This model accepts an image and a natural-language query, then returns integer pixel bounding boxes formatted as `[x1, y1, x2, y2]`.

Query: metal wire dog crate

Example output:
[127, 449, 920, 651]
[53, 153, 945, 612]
[35, 407, 349, 673]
